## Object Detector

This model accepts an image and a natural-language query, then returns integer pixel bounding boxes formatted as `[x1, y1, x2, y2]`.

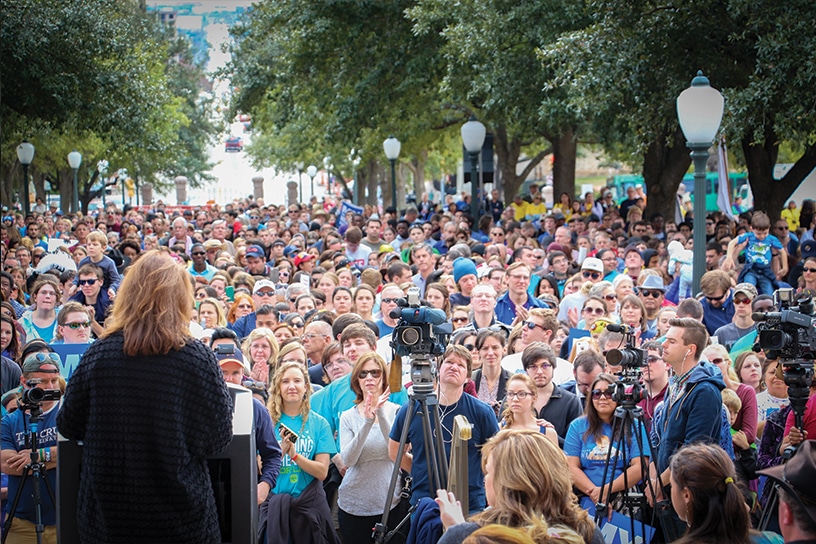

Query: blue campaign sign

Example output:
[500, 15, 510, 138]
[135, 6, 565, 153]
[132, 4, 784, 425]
[50, 343, 91, 382]
[337, 201, 364, 229]
[580, 496, 656, 544]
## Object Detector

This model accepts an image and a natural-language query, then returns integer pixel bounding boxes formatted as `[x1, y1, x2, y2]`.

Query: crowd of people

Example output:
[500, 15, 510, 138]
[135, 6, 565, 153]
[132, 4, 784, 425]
[1, 186, 815, 544]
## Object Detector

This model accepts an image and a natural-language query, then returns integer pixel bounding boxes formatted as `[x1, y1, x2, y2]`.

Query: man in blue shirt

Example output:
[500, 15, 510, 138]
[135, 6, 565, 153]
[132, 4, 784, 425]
[495, 262, 548, 326]
[699, 270, 735, 336]
[388, 345, 499, 513]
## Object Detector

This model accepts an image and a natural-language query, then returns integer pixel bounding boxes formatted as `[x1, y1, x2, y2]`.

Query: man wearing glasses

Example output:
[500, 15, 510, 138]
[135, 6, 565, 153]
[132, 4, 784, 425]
[521, 343, 582, 446]
[69, 264, 111, 337]
[637, 341, 671, 433]
[229, 280, 278, 338]
[712, 283, 758, 351]
[188, 243, 218, 283]
[495, 262, 549, 326]
[699, 270, 735, 336]
[637, 275, 668, 336]
[375, 284, 404, 337]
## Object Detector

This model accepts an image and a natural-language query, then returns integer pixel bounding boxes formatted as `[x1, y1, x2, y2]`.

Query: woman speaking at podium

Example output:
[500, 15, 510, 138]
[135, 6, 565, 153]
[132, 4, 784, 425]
[58, 250, 234, 543]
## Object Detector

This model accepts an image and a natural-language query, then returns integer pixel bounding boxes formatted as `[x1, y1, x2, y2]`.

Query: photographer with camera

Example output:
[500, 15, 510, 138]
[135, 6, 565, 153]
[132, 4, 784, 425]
[1, 352, 62, 544]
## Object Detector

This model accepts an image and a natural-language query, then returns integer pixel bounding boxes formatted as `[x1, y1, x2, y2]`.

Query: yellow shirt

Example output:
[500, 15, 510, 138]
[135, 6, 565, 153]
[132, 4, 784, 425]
[513, 201, 529, 221]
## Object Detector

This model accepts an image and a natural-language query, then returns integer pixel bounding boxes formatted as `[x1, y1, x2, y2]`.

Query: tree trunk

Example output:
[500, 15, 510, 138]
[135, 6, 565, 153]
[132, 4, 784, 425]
[493, 124, 551, 201]
[642, 127, 692, 224]
[1, 163, 17, 209]
[365, 161, 379, 207]
[550, 127, 577, 200]
[743, 132, 816, 225]
[407, 149, 428, 200]
[58, 170, 73, 214]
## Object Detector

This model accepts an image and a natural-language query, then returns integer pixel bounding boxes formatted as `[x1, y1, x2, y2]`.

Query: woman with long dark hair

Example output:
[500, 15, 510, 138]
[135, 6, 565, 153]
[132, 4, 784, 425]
[57, 250, 233, 543]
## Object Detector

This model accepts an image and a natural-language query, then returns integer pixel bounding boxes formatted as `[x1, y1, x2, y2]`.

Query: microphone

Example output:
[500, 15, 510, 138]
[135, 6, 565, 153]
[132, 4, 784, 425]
[752, 312, 768, 322]
[389, 307, 404, 320]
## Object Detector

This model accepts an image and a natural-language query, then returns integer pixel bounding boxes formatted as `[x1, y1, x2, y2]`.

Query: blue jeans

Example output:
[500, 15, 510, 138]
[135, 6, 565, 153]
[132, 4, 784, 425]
[740, 263, 776, 295]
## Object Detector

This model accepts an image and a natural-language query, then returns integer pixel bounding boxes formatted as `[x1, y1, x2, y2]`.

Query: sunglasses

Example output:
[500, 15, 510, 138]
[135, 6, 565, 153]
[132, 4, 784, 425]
[646, 355, 663, 364]
[582, 271, 601, 280]
[602, 294, 617, 301]
[255, 291, 275, 298]
[705, 292, 727, 302]
[382, 298, 400, 304]
[78, 279, 98, 286]
[191, 252, 206, 256]
[463, 343, 476, 351]
[505, 391, 533, 399]
[358, 369, 382, 379]
[523, 321, 545, 331]
[639, 290, 663, 298]
[289, 297, 298, 303]
[583, 307, 605, 315]
[452, 317, 469, 324]
[29, 352, 61, 364]
[709, 358, 725, 365]
[65, 321, 91, 329]
[803, 267, 816, 273]
[592, 389, 613, 400]
[237, 304, 253, 309]
[733, 297, 752, 305]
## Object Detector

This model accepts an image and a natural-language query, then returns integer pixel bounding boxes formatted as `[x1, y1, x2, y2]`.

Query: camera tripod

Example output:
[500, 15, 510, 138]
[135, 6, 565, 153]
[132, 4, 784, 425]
[758, 360, 812, 531]
[593, 379, 657, 542]
[373, 361, 448, 544]
[2, 403, 57, 544]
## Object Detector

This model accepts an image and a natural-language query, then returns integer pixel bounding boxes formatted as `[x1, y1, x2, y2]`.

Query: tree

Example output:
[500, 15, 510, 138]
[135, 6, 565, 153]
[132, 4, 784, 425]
[543, 0, 816, 223]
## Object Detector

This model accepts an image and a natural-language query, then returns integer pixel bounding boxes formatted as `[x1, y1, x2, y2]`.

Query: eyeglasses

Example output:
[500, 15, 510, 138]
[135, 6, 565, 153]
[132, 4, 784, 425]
[78, 279, 98, 286]
[249, 216, 259, 220]
[279, 271, 290, 277]
[195, 292, 208, 299]
[582, 271, 601, 280]
[289, 297, 298, 303]
[592, 389, 613, 400]
[523, 321, 545, 331]
[290, 322, 304, 329]
[646, 355, 663, 364]
[583, 307, 605, 315]
[506, 391, 533, 399]
[382, 298, 400, 304]
[733, 297, 752, 305]
[302, 333, 328, 340]
[602, 294, 617, 301]
[324, 358, 350, 369]
[65, 321, 91, 329]
[803, 267, 816, 273]
[237, 304, 253, 310]
[463, 343, 476, 351]
[358, 369, 382, 379]
[452, 317, 469, 324]
[775, 225, 789, 230]
[255, 291, 275, 298]
[709, 358, 725, 365]
[639, 289, 663, 298]
[526, 362, 552, 372]
[191, 252, 206, 256]
[705, 292, 727, 302]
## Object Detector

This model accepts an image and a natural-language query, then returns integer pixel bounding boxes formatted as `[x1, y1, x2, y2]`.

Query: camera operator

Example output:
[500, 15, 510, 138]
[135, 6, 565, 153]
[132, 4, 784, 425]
[758, 440, 816, 543]
[388, 345, 500, 513]
[0, 352, 63, 544]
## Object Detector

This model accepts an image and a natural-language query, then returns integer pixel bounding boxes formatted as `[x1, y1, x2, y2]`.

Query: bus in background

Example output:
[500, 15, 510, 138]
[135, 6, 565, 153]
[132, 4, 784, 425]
[606, 172, 750, 213]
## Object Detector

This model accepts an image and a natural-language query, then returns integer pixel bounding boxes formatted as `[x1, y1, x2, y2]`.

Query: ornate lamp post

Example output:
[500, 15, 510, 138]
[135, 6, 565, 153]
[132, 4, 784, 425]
[461, 116, 486, 222]
[67, 150, 83, 214]
[306, 164, 318, 200]
[16, 141, 35, 215]
[383, 136, 401, 211]
[676, 71, 724, 294]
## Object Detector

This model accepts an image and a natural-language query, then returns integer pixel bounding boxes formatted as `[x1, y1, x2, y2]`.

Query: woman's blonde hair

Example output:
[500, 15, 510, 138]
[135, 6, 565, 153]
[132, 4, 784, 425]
[242, 327, 280, 366]
[463, 522, 584, 544]
[501, 374, 537, 427]
[103, 250, 193, 356]
[198, 297, 227, 328]
[473, 430, 595, 544]
[277, 341, 308, 366]
[267, 361, 311, 427]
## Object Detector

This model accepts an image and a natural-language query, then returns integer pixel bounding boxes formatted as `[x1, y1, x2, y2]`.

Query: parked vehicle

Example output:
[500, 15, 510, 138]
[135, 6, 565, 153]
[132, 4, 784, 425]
[225, 136, 243, 152]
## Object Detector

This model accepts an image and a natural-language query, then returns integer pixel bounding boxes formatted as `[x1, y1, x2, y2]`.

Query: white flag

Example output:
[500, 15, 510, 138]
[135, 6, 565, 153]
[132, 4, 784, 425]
[717, 138, 736, 220]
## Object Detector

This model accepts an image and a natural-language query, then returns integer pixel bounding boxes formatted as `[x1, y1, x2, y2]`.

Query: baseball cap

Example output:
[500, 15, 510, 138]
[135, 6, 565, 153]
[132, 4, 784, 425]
[294, 252, 315, 268]
[246, 245, 265, 259]
[272, 238, 286, 247]
[253, 279, 276, 294]
[802, 240, 816, 259]
[215, 350, 251, 375]
[624, 244, 642, 258]
[733, 283, 758, 299]
[581, 257, 603, 273]
[22, 352, 63, 374]
[757, 440, 816, 526]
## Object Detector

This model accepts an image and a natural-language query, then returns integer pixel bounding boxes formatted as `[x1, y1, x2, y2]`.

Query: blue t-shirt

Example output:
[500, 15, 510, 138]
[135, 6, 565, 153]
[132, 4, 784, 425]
[272, 412, 336, 498]
[389, 393, 499, 512]
[564, 417, 650, 488]
[1, 403, 59, 525]
[736, 232, 783, 268]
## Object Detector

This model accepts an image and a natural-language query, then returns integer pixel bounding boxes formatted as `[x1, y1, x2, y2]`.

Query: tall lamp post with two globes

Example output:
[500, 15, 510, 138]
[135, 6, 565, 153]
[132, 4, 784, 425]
[16, 141, 35, 216]
[676, 70, 724, 294]
[461, 116, 486, 223]
[68, 151, 83, 214]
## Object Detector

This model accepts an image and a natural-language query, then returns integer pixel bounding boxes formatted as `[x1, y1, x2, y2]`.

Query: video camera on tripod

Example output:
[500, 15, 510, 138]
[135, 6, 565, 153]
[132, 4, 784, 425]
[19, 379, 62, 409]
[389, 287, 452, 393]
[753, 288, 815, 432]
[604, 324, 646, 405]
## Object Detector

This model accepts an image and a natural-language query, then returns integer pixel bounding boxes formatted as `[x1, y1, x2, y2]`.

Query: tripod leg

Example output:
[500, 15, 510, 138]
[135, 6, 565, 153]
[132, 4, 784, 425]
[418, 398, 442, 494]
[1, 469, 30, 544]
[376, 398, 417, 544]
[430, 402, 448, 490]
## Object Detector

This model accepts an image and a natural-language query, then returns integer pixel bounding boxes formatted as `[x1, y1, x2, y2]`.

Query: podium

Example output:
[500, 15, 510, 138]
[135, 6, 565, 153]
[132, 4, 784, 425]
[57, 385, 257, 543]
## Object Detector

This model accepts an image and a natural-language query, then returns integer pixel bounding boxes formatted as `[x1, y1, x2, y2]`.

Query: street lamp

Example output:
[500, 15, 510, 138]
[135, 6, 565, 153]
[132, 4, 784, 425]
[383, 136, 400, 211]
[67, 150, 82, 214]
[676, 70, 724, 294]
[295, 161, 304, 203]
[306, 165, 318, 200]
[461, 116, 486, 222]
[16, 141, 35, 216]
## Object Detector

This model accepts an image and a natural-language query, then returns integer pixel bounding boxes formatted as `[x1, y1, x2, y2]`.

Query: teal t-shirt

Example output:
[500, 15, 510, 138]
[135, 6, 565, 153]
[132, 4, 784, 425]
[273, 412, 336, 497]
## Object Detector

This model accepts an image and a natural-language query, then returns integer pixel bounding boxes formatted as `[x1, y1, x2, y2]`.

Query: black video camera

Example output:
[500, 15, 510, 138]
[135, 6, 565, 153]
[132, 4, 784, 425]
[753, 289, 816, 361]
[21, 381, 61, 408]
[604, 324, 646, 369]
[389, 288, 451, 358]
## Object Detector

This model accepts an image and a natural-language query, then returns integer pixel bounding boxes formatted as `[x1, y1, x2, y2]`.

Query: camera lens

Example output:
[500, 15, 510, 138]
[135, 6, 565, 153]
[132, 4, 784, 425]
[401, 327, 421, 346]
